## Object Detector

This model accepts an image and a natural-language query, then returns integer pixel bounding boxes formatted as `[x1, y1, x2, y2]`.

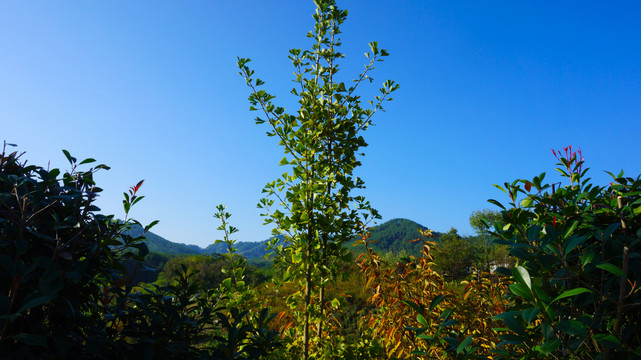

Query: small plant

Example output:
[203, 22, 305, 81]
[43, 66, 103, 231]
[212, 204, 282, 359]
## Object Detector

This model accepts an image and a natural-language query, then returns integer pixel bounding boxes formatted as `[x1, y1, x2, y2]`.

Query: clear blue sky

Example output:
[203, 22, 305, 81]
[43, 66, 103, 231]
[2, 1, 640, 248]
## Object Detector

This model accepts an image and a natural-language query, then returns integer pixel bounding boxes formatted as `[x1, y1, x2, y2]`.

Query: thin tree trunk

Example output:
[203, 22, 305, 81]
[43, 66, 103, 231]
[303, 262, 311, 360]
[317, 282, 325, 338]
[303, 223, 314, 360]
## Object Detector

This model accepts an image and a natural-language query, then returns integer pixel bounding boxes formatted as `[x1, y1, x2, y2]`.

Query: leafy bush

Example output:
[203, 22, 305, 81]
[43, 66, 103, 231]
[0, 145, 281, 359]
[490, 146, 641, 359]
[0, 144, 148, 357]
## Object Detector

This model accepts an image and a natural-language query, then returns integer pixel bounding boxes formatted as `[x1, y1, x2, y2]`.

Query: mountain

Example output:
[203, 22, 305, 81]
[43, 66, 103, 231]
[135, 218, 434, 260]
[350, 218, 438, 256]
[127, 225, 280, 259]
[125, 225, 204, 255]
[203, 238, 275, 260]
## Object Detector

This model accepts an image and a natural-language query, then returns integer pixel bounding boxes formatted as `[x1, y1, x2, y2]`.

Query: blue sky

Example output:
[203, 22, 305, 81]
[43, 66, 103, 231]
[2, 1, 640, 248]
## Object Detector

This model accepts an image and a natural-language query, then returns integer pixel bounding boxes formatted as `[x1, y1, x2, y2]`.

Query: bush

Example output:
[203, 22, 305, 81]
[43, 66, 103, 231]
[0, 145, 281, 359]
[490, 146, 641, 359]
[0, 144, 148, 358]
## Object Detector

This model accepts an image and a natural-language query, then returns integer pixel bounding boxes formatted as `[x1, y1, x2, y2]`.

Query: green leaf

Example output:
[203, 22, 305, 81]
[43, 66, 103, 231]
[562, 220, 579, 239]
[222, 278, 232, 290]
[581, 251, 597, 267]
[292, 252, 303, 263]
[526, 225, 541, 242]
[499, 333, 527, 344]
[429, 294, 447, 311]
[79, 158, 96, 165]
[520, 197, 533, 207]
[456, 335, 473, 354]
[503, 316, 527, 337]
[488, 199, 506, 210]
[550, 287, 592, 304]
[597, 263, 626, 278]
[513, 266, 531, 289]
[541, 321, 553, 339]
[493, 184, 508, 194]
[521, 307, 540, 324]
[440, 319, 458, 327]
[604, 223, 620, 240]
[557, 319, 587, 336]
[416, 313, 428, 327]
[509, 283, 534, 302]
[564, 235, 587, 255]
[331, 298, 340, 309]
[538, 339, 561, 354]
[593, 334, 622, 349]
[402, 299, 424, 316]
[62, 149, 76, 164]
[144, 220, 160, 232]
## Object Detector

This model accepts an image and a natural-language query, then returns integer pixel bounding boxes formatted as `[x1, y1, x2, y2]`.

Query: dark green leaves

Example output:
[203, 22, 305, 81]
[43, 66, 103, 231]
[489, 147, 641, 358]
[550, 288, 591, 304]
[557, 320, 588, 336]
[62, 149, 76, 164]
[0, 147, 173, 358]
[596, 262, 626, 278]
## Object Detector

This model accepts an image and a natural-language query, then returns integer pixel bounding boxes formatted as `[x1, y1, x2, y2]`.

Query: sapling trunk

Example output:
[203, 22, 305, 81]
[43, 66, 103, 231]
[303, 220, 314, 360]
[317, 284, 325, 338]
[303, 260, 312, 360]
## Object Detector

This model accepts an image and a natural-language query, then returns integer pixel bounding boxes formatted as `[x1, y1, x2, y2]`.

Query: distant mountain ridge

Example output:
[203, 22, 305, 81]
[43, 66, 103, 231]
[137, 218, 435, 259]
[125, 225, 203, 255]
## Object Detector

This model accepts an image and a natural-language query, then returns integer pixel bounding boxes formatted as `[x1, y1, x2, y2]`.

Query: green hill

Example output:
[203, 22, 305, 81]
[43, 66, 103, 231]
[350, 218, 436, 256]
[203, 238, 274, 259]
[125, 225, 204, 255]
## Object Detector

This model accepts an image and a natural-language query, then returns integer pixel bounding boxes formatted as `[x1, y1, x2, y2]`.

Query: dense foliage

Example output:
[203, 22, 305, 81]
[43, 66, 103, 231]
[0, 145, 281, 359]
[156, 254, 268, 289]
[488, 146, 641, 359]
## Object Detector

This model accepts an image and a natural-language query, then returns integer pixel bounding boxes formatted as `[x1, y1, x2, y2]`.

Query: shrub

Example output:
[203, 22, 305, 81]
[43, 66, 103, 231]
[490, 146, 641, 359]
[0, 145, 281, 359]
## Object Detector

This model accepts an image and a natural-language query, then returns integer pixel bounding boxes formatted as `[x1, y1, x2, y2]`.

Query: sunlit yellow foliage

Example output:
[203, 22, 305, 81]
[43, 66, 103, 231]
[356, 228, 510, 358]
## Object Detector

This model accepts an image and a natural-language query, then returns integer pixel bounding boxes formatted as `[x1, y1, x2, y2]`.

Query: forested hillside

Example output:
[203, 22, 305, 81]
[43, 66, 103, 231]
[125, 225, 203, 255]
[349, 218, 434, 255]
